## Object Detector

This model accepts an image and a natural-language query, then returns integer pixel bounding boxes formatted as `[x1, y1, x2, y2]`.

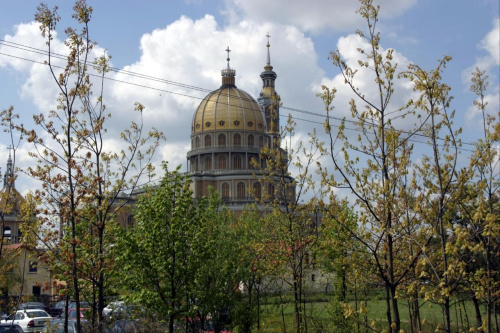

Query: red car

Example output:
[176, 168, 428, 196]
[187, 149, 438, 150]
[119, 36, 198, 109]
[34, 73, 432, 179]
[65, 308, 91, 320]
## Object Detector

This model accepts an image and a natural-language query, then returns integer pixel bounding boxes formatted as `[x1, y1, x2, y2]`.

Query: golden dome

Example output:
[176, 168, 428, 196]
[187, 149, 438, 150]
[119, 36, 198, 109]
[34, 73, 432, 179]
[192, 87, 265, 134]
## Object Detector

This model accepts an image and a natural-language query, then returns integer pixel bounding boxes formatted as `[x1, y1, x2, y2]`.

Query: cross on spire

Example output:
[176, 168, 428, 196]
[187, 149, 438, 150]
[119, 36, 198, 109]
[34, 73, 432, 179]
[266, 33, 271, 67]
[225, 46, 231, 68]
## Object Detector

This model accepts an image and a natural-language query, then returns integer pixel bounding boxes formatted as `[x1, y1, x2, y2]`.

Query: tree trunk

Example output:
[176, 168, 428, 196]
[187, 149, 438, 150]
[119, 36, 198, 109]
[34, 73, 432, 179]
[472, 294, 483, 331]
[384, 285, 393, 333]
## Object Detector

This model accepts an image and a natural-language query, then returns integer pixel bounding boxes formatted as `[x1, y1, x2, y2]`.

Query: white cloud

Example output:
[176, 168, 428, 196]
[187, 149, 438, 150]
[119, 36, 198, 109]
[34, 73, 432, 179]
[462, 17, 499, 81]
[479, 17, 500, 67]
[224, 0, 417, 33]
[463, 17, 500, 126]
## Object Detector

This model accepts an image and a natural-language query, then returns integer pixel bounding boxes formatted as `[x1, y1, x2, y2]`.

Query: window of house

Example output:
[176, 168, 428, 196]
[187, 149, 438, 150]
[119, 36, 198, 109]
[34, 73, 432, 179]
[218, 134, 226, 147]
[2, 226, 11, 239]
[221, 183, 229, 199]
[253, 182, 261, 199]
[237, 182, 246, 199]
[127, 215, 134, 228]
[233, 155, 242, 169]
[248, 134, 254, 147]
[205, 135, 212, 147]
[32, 286, 41, 295]
[29, 261, 38, 273]
[205, 156, 212, 170]
[195, 136, 200, 148]
[259, 136, 264, 148]
[234, 133, 241, 147]
[267, 184, 275, 198]
[218, 155, 227, 169]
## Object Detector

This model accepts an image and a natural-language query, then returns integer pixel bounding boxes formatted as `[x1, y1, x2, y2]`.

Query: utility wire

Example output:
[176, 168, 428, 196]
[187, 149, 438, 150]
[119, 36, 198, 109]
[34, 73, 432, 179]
[0, 39, 480, 153]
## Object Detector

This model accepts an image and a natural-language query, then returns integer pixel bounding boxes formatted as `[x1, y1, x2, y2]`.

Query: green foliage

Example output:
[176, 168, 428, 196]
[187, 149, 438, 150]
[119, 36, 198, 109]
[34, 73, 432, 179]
[116, 163, 246, 332]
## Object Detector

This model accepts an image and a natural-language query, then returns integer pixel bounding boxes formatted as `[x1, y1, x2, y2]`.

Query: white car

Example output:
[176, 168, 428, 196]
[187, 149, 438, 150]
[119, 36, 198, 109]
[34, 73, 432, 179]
[102, 301, 124, 317]
[3, 309, 52, 333]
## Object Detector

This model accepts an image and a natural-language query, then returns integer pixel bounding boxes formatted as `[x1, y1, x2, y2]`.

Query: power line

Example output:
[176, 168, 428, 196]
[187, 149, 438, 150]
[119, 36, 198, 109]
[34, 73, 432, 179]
[0, 39, 480, 153]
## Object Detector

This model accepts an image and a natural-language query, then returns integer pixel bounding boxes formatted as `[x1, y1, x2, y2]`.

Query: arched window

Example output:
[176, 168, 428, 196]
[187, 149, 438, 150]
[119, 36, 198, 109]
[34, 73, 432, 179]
[248, 134, 254, 147]
[259, 136, 264, 148]
[234, 133, 241, 147]
[191, 157, 198, 172]
[195, 136, 200, 148]
[237, 182, 246, 199]
[218, 134, 226, 147]
[218, 155, 227, 169]
[221, 183, 230, 199]
[253, 182, 261, 199]
[233, 155, 242, 169]
[205, 156, 212, 170]
[267, 184, 275, 198]
[205, 135, 212, 147]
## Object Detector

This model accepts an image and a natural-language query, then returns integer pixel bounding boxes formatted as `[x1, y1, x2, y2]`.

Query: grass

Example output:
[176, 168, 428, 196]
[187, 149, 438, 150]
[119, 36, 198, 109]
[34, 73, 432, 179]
[251, 292, 495, 333]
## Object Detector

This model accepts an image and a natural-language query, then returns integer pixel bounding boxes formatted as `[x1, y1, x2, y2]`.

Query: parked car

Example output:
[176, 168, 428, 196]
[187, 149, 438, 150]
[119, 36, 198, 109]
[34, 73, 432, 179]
[17, 302, 50, 313]
[0, 323, 24, 333]
[41, 319, 90, 333]
[48, 301, 66, 317]
[102, 302, 124, 318]
[2, 309, 52, 333]
[102, 302, 143, 320]
[51, 301, 91, 318]
[106, 319, 139, 333]
[60, 308, 91, 320]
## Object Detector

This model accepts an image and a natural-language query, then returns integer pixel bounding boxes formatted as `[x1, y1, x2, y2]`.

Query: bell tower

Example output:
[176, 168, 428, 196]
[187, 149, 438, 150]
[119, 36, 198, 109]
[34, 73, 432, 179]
[258, 33, 280, 143]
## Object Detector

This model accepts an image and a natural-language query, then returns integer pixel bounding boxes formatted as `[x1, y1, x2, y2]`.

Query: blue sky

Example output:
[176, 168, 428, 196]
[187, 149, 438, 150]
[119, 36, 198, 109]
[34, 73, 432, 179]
[0, 0, 499, 196]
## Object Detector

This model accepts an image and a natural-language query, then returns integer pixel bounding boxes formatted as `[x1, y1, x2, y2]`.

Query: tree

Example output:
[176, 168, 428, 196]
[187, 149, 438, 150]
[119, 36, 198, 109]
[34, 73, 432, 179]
[249, 112, 324, 333]
[316, 1, 434, 331]
[454, 68, 500, 333]
[117, 164, 221, 333]
[17, 2, 164, 332]
[400, 57, 471, 333]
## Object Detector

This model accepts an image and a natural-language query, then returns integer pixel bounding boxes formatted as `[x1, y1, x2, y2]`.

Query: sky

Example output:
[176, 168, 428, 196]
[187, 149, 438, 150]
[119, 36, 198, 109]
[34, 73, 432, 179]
[0, 0, 499, 198]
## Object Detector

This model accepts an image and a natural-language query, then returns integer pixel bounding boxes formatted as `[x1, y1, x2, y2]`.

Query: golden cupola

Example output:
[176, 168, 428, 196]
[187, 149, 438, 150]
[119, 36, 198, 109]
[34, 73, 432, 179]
[191, 47, 266, 136]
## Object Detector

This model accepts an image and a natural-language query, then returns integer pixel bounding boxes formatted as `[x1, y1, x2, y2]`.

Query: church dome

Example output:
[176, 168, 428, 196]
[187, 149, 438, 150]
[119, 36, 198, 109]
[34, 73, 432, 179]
[191, 47, 266, 135]
[192, 86, 265, 134]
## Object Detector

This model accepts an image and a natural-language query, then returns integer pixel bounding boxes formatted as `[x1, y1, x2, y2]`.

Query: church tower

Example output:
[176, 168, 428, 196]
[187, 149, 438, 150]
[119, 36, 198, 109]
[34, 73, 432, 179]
[258, 34, 280, 145]
[0, 150, 25, 243]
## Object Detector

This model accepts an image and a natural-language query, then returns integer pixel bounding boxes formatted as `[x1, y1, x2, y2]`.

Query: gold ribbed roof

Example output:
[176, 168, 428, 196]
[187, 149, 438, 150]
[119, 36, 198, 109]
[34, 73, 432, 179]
[192, 86, 266, 134]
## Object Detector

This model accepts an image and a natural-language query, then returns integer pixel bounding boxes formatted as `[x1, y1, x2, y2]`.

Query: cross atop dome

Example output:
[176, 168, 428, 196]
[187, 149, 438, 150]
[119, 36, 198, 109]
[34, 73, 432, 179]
[221, 45, 236, 87]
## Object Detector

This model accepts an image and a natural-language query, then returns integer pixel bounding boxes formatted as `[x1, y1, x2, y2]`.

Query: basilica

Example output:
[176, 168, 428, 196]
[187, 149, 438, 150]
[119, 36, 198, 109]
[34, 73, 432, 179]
[185, 38, 294, 212]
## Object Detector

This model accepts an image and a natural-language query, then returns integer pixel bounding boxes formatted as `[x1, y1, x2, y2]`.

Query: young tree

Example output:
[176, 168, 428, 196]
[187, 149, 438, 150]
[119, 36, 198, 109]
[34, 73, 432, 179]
[317, 1, 433, 331]
[400, 57, 470, 333]
[458, 68, 500, 332]
[250, 112, 324, 333]
[18, 2, 164, 332]
[116, 164, 234, 333]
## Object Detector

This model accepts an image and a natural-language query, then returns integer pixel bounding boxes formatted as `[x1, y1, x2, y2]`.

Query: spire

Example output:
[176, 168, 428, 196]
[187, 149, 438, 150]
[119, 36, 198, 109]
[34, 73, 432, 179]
[3, 147, 14, 189]
[259, 33, 277, 90]
[258, 34, 280, 136]
[221, 46, 236, 87]
[265, 32, 273, 71]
